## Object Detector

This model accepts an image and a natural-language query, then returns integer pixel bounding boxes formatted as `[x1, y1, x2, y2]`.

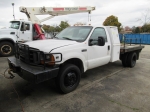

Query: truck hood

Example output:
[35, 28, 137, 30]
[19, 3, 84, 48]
[0, 28, 17, 34]
[24, 39, 78, 53]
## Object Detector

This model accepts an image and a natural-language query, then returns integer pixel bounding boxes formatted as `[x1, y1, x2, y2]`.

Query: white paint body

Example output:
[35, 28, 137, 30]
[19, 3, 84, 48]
[24, 26, 121, 72]
[0, 20, 33, 42]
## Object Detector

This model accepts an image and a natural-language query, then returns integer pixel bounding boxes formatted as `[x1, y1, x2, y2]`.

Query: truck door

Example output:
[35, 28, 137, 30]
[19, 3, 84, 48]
[87, 27, 111, 69]
[18, 22, 32, 42]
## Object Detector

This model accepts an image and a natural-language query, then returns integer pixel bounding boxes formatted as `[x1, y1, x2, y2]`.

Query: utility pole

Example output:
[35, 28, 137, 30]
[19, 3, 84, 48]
[12, 3, 15, 20]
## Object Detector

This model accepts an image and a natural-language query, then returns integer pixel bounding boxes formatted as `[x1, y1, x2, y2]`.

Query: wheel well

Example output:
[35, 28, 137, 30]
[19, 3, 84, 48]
[120, 50, 140, 60]
[62, 58, 84, 74]
[120, 50, 140, 61]
[0, 40, 15, 46]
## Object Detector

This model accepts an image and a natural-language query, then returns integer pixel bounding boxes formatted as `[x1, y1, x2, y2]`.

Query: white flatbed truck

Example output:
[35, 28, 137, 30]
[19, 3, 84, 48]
[8, 26, 144, 93]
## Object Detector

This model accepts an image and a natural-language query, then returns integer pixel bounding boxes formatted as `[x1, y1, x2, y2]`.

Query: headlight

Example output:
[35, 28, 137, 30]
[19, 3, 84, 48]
[40, 53, 62, 66]
[53, 54, 62, 62]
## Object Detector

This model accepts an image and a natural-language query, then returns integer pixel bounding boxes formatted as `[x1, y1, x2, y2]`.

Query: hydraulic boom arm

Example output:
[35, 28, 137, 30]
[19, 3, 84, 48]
[19, 6, 95, 24]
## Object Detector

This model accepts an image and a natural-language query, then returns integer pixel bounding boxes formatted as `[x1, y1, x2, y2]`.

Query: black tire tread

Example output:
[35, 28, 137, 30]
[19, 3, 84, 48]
[127, 52, 137, 68]
[56, 64, 81, 94]
[121, 53, 128, 67]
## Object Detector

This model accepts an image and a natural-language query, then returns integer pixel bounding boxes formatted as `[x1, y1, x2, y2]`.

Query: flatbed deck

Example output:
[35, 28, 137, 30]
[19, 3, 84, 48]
[120, 45, 144, 54]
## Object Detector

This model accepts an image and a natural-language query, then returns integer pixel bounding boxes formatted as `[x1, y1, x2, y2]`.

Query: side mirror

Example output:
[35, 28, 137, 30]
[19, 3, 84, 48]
[98, 36, 105, 46]
[21, 22, 26, 31]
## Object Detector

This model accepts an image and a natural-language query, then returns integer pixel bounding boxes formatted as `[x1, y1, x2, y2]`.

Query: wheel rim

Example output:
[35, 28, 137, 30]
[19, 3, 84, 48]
[132, 55, 136, 66]
[1, 45, 12, 54]
[64, 71, 77, 87]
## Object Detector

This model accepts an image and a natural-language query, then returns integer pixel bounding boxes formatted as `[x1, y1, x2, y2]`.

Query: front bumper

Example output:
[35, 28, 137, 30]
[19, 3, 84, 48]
[8, 57, 59, 84]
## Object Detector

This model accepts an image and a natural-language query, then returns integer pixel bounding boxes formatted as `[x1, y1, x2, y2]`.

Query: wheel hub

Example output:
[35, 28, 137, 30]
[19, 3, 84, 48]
[64, 72, 77, 87]
[1, 45, 11, 54]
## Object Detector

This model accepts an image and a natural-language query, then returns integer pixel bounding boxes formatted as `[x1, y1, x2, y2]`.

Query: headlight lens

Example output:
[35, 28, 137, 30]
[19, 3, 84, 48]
[40, 53, 62, 66]
[47, 54, 55, 65]
[40, 54, 55, 66]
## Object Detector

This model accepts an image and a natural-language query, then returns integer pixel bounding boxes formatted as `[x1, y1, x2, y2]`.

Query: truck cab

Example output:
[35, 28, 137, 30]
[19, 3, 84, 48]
[0, 20, 44, 56]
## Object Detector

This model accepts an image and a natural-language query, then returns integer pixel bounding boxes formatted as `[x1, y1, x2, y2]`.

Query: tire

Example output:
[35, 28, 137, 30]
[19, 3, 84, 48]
[121, 53, 128, 67]
[127, 52, 137, 68]
[0, 42, 14, 57]
[56, 64, 81, 94]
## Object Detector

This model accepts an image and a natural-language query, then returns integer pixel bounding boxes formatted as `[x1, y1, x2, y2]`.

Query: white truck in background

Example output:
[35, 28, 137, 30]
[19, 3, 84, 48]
[0, 6, 95, 56]
[8, 26, 144, 93]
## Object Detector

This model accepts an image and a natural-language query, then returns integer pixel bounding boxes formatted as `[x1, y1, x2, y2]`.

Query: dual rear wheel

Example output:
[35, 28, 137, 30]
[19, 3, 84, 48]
[121, 52, 137, 68]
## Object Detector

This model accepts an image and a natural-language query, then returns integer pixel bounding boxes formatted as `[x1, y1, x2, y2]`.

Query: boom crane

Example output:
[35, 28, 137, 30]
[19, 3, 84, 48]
[19, 6, 95, 40]
[19, 6, 95, 24]
[0, 6, 95, 57]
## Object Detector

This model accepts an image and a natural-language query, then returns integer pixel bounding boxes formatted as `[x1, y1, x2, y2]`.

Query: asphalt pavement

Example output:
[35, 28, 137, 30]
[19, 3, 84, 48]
[0, 45, 150, 112]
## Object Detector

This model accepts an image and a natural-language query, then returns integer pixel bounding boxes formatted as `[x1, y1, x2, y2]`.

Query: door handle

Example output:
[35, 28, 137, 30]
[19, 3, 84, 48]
[108, 45, 110, 50]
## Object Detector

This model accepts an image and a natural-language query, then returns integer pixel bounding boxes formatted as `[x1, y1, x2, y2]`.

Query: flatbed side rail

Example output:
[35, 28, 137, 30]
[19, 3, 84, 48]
[120, 34, 142, 48]
[119, 34, 145, 54]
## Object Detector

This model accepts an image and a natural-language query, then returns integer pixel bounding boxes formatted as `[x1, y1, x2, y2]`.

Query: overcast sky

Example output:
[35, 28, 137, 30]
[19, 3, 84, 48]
[0, 0, 150, 28]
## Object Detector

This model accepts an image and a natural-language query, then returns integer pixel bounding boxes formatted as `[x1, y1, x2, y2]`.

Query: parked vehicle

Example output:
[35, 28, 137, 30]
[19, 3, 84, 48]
[0, 6, 95, 56]
[8, 26, 144, 93]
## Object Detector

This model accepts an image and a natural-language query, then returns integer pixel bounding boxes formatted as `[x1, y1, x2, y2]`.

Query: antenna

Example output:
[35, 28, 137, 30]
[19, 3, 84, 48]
[88, 11, 91, 25]
[12, 3, 15, 20]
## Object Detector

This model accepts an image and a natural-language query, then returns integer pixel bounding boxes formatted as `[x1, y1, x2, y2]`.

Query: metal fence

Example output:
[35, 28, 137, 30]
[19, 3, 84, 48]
[119, 34, 150, 44]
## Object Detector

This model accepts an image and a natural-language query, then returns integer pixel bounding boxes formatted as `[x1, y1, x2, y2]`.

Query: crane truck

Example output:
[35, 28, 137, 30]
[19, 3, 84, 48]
[8, 25, 144, 94]
[0, 6, 95, 57]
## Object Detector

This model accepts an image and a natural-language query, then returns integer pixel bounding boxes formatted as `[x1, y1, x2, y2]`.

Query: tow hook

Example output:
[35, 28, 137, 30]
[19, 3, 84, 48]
[8, 69, 15, 79]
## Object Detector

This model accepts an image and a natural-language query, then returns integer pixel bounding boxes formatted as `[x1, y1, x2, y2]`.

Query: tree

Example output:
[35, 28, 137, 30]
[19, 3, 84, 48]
[124, 26, 131, 31]
[42, 21, 70, 33]
[42, 24, 50, 32]
[132, 26, 136, 33]
[137, 9, 150, 25]
[59, 21, 70, 31]
[141, 24, 150, 33]
[135, 27, 140, 33]
[103, 15, 122, 31]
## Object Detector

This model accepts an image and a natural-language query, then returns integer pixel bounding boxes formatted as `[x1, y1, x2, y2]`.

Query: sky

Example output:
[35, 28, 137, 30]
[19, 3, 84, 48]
[0, 0, 150, 28]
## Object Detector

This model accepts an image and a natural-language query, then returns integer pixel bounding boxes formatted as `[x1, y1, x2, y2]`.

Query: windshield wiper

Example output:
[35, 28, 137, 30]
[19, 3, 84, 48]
[62, 37, 73, 40]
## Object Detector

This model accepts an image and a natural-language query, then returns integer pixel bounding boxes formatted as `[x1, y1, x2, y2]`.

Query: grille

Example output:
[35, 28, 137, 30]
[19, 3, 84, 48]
[16, 44, 43, 65]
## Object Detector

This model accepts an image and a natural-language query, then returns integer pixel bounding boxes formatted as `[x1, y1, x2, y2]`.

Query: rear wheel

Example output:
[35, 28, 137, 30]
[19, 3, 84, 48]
[56, 64, 81, 94]
[121, 53, 128, 67]
[127, 52, 137, 68]
[0, 42, 14, 57]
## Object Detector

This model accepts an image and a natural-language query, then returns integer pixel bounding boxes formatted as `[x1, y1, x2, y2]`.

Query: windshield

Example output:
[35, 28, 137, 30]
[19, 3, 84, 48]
[56, 26, 93, 42]
[10, 21, 20, 29]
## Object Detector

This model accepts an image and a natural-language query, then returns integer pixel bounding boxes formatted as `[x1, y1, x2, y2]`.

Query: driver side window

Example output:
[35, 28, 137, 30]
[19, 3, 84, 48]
[20, 23, 30, 31]
[25, 24, 30, 30]
[90, 28, 107, 45]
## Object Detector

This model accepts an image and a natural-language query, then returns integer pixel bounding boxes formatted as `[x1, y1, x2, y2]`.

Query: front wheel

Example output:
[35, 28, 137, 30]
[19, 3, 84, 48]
[56, 64, 81, 94]
[0, 42, 14, 57]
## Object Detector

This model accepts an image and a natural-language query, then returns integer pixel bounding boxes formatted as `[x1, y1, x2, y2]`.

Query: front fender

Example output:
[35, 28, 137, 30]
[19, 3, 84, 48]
[60, 51, 88, 72]
[0, 34, 17, 43]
